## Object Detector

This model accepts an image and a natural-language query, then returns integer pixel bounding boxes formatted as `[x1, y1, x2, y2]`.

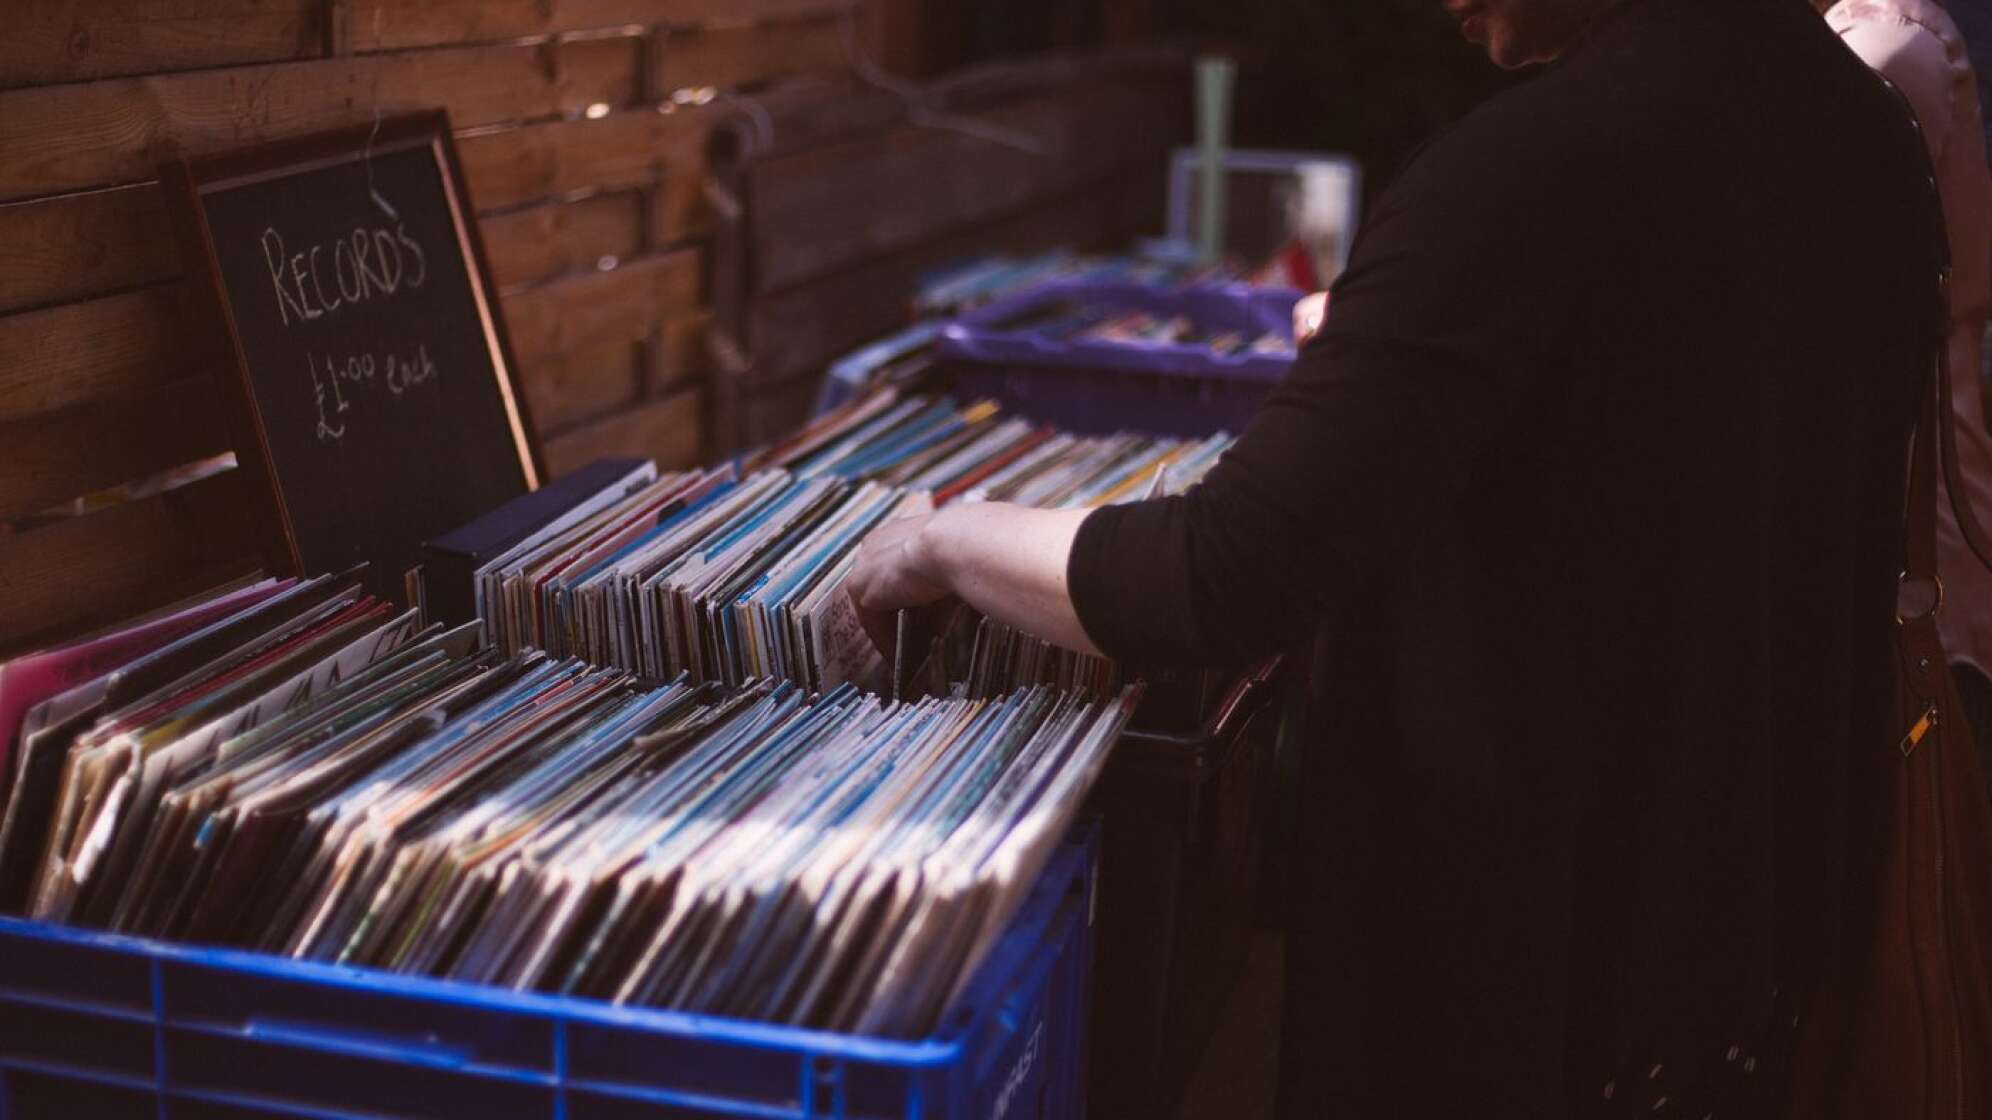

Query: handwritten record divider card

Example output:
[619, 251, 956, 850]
[162, 111, 542, 604]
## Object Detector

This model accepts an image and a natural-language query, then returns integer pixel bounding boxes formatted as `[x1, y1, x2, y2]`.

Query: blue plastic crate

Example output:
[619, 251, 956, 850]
[937, 280, 1302, 438]
[0, 825, 1097, 1120]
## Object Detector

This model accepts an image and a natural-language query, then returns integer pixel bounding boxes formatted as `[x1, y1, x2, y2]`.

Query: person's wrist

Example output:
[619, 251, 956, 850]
[910, 506, 959, 589]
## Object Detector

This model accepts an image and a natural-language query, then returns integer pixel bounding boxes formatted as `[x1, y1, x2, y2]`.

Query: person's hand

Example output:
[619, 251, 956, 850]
[846, 510, 953, 655]
[1292, 291, 1328, 346]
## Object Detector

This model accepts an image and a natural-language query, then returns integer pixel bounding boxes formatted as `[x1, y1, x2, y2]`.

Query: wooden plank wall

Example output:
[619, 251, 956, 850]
[0, 0, 860, 651]
[706, 48, 1189, 450]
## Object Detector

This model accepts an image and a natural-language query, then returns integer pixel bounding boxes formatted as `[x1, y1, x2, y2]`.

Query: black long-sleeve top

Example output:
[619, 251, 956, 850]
[1069, 0, 1942, 1115]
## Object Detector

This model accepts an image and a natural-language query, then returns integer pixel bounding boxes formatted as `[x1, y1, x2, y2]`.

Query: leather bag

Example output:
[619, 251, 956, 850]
[1791, 81, 1992, 1120]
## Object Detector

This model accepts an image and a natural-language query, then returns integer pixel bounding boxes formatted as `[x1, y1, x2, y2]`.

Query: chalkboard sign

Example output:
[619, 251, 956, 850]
[163, 111, 540, 602]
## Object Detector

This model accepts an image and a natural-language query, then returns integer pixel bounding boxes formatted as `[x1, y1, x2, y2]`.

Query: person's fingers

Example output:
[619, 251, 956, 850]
[848, 540, 946, 613]
[856, 599, 898, 660]
[854, 513, 924, 566]
[848, 514, 950, 621]
[843, 553, 894, 657]
[1292, 292, 1328, 345]
[848, 536, 946, 659]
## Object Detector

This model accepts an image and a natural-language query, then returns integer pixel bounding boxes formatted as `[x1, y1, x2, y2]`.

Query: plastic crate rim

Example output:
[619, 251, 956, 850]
[0, 914, 966, 1065]
[0, 824, 1099, 1074]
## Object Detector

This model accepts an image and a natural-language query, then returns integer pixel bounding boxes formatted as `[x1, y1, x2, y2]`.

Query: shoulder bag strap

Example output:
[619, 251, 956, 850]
[1881, 74, 1992, 591]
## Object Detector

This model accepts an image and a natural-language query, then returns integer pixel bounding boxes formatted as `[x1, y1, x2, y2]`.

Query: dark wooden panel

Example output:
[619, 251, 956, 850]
[0, 283, 212, 422]
[652, 14, 850, 97]
[929, 45, 1189, 115]
[858, 0, 927, 80]
[657, 0, 856, 21]
[650, 129, 713, 241]
[0, 376, 231, 522]
[648, 312, 712, 392]
[480, 191, 648, 292]
[0, 36, 643, 201]
[3, 146, 665, 316]
[501, 249, 702, 362]
[711, 371, 819, 455]
[748, 81, 1181, 294]
[457, 107, 712, 213]
[0, 57, 727, 312]
[703, 47, 1190, 165]
[518, 339, 643, 435]
[0, 470, 265, 649]
[1, 1, 325, 88]
[0, 185, 178, 315]
[344, 0, 858, 51]
[542, 388, 704, 478]
[738, 163, 1163, 387]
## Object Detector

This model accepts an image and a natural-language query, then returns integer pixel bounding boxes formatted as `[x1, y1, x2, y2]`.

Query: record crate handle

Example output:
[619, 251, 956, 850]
[239, 1017, 475, 1070]
[1120, 657, 1284, 758]
[1207, 659, 1282, 743]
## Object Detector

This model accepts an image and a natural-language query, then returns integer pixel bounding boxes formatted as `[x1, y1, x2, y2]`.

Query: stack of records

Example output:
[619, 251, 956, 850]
[0, 572, 1141, 1037]
[0, 571, 423, 925]
[743, 386, 1233, 503]
[747, 386, 1234, 698]
[471, 465, 932, 693]
[442, 388, 1232, 700]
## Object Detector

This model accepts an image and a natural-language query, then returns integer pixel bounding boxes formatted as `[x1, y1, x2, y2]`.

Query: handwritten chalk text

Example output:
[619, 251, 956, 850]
[308, 343, 439, 443]
[263, 220, 429, 328]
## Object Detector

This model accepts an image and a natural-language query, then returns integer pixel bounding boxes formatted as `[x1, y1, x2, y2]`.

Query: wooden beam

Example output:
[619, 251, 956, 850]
[500, 248, 702, 362]
[0, 283, 213, 422]
[0, 1, 326, 88]
[738, 163, 1164, 387]
[517, 339, 644, 435]
[858, 0, 932, 80]
[704, 77, 905, 164]
[747, 81, 1181, 294]
[457, 106, 713, 213]
[343, 0, 858, 52]
[0, 376, 232, 522]
[652, 14, 850, 98]
[710, 371, 819, 456]
[0, 139, 675, 329]
[648, 311, 712, 392]
[0, 47, 1186, 308]
[927, 46, 1190, 116]
[0, 185, 179, 315]
[0, 470, 264, 649]
[480, 191, 648, 292]
[699, 47, 1190, 165]
[0, 36, 643, 201]
[542, 387, 704, 478]
[650, 130, 714, 242]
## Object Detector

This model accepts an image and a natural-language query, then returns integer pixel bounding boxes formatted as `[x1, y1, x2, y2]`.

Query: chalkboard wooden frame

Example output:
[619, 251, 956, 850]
[162, 110, 542, 591]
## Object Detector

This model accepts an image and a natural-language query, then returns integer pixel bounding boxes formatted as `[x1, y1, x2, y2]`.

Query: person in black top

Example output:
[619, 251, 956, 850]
[848, 0, 1943, 1114]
